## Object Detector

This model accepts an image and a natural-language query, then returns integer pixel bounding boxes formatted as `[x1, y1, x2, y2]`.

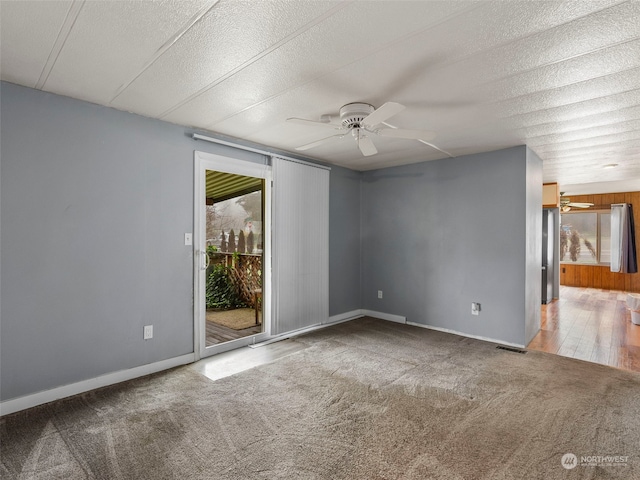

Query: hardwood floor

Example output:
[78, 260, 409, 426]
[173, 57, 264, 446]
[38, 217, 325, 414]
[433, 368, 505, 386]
[528, 286, 640, 373]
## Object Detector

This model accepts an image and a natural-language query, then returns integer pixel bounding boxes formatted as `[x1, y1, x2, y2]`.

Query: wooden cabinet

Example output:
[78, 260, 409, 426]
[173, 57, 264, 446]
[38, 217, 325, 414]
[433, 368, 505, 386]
[543, 183, 559, 208]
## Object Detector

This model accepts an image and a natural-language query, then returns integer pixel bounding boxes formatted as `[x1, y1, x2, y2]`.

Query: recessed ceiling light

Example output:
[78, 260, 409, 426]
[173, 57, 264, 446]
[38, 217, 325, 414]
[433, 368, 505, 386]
[603, 163, 618, 169]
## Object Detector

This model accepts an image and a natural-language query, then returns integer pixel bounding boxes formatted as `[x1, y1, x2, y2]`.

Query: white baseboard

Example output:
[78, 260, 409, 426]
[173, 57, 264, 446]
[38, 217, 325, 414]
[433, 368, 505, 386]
[327, 309, 365, 324]
[362, 309, 407, 324]
[363, 310, 524, 348]
[250, 310, 365, 348]
[0, 353, 195, 417]
[406, 321, 525, 348]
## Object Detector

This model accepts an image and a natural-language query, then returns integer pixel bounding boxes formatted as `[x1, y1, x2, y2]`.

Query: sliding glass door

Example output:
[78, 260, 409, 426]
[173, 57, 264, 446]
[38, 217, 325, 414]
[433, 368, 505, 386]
[194, 151, 271, 359]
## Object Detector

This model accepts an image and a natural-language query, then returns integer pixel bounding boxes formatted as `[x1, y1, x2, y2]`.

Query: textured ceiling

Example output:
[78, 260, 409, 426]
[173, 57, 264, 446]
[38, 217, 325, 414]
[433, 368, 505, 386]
[1, 0, 639, 194]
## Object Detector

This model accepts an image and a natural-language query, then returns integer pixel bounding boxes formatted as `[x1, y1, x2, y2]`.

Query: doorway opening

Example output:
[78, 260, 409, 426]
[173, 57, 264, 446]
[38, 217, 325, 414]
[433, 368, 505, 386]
[194, 151, 271, 359]
[530, 202, 639, 373]
[205, 176, 264, 346]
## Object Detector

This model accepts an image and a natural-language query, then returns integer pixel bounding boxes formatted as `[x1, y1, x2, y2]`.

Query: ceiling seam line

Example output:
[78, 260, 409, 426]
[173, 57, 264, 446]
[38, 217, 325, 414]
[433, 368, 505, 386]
[473, 36, 640, 90]
[337, 0, 638, 92]
[544, 148, 640, 161]
[502, 85, 640, 121]
[157, 1, 355, 119]
[532, 133, 640, 150]
[513, 103, 640, 131]
[526, 119, 640, 142]
[531, 143, 639, 157]
[535, 136, 640, 154]
[536, 129, 640, 148]
[195, 2, 489, 129]
[108, 0, 221, 104]
[488, 69, 640, 107]
[426, 0, 634, 75]
[540, 151, 639, 163]
[486, 65, 640, 109]
[35, 0, 85, 90]
[529, 130, 637, 148]
[520, 120, 640, 138]
[545, 143, 640, 157]
[522, 134, 640, 149]
[547, 143, 640, 155]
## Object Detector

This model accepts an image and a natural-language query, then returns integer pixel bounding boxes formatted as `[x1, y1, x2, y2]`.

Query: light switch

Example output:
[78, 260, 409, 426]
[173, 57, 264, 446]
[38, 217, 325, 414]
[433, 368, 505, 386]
[184, 233, 192, 246]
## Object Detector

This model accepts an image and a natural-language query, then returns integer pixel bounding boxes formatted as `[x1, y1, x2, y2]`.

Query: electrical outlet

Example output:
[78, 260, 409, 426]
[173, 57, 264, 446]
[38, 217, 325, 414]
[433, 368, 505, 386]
[184, 233, 192, 246]
[143, 325, 153, 340]
[471, 303, 481, 316]
[378, 290, 383, 299]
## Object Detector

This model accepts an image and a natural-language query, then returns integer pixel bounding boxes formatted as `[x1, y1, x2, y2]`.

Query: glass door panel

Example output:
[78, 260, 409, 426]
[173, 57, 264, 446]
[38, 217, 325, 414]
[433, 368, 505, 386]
[204, 174, 264, 347]
[194, 151, 271, 359]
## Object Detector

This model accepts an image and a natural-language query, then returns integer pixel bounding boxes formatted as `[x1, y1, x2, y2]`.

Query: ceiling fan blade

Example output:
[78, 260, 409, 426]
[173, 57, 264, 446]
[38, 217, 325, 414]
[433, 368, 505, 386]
[357, 134, 377, 157]
[287, 117, 341, 130]
[409, 99, 478, 109]
[295, 134, 344, 151]
[377, 128, 436, 141]
[568, 202, 594, 208]
[362, 102, 405, 128]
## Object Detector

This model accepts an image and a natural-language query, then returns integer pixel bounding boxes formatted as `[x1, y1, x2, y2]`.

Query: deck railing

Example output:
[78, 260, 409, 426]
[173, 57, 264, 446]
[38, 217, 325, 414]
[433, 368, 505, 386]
[208, 252, 262, 307]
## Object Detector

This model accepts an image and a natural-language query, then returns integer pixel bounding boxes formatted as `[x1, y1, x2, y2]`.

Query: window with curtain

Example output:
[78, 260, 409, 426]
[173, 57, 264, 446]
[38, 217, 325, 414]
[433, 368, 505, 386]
[560, 211, 611, 265]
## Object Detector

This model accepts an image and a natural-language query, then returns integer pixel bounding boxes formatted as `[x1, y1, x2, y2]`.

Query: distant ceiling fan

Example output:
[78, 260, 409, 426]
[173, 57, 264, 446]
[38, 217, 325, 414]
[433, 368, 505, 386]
[560, 192, 594, 212]
[287, 102, 437, 157]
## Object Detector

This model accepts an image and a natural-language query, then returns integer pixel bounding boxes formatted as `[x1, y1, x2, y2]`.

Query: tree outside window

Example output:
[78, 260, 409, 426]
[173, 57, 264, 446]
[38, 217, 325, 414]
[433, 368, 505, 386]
[560, 211, 611, 265]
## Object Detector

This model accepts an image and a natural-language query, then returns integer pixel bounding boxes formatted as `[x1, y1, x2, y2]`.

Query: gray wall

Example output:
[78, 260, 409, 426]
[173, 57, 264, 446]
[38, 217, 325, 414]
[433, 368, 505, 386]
[0, 82, 361, 401]
[329, 166, 361, 316]
[1, 81, 539, 402]
[525, 147, 542, 344]
[361, 146, 540, 346]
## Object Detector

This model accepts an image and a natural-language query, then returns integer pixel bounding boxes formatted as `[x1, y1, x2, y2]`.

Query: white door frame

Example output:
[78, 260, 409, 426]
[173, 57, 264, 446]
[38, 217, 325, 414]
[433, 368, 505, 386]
[194, 150, 272, 360]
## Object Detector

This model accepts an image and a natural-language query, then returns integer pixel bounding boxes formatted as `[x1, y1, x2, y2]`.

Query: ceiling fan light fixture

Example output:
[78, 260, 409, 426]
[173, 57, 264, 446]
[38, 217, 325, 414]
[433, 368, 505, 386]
[339, 103, 375, 129]
[287, 101, 439, 157]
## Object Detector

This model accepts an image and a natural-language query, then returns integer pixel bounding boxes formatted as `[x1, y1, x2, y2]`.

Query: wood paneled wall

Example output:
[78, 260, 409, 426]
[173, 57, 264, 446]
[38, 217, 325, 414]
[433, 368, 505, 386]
[559, 191, 640, 293]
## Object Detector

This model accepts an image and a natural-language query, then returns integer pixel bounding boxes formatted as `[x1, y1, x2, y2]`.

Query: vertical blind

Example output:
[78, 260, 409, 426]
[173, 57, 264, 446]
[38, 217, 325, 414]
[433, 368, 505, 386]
[272, 157, 329, 335]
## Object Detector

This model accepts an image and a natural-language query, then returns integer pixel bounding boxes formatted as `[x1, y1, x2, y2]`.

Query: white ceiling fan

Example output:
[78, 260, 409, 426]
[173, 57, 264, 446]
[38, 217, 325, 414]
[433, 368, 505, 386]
[560, 192, 594, 212]
[287, 102, 437, 157]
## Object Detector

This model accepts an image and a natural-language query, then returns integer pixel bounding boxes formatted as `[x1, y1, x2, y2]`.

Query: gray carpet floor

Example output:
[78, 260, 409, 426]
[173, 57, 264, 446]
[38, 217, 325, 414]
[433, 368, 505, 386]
[2, 317, 639, 479]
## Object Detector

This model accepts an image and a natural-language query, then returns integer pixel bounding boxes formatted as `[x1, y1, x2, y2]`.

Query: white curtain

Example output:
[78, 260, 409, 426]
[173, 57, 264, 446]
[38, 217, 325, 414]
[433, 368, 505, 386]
[272, 157, 329, 334]
[611, 203, 638, 273]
